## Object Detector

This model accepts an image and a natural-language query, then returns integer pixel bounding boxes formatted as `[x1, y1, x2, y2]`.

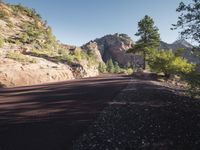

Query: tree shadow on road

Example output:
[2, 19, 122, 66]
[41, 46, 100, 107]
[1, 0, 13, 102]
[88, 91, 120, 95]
[0, 75, 131, 150]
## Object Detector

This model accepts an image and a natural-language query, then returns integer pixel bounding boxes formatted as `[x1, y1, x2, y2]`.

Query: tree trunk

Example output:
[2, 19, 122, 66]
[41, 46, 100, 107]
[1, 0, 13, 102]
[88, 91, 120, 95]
[143, 51, 146, 70]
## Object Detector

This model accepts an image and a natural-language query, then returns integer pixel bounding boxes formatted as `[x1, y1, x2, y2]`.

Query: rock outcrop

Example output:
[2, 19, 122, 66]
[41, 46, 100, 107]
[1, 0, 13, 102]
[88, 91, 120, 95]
[83, 33, 144, 68]
[0, 58, 74, 87]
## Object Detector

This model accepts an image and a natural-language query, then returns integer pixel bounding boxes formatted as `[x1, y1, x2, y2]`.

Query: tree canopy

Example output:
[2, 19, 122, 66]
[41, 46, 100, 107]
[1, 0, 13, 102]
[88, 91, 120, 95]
[172, 0, 200, 45]
[129, 15, 160, 69]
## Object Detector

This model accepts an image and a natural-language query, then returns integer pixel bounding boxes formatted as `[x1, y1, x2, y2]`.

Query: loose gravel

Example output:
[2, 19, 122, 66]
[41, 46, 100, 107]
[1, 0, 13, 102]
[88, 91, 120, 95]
[73, 79, 200, 150]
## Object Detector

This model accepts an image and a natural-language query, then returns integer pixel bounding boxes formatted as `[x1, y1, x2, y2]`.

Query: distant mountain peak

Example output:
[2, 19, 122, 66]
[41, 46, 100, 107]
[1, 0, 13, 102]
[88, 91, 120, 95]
[172, 39, 193, 48]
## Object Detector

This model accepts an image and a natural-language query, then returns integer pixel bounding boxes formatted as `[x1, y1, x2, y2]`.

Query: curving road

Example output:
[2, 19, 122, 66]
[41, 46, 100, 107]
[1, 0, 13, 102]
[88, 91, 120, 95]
[0, 75, 131, 150]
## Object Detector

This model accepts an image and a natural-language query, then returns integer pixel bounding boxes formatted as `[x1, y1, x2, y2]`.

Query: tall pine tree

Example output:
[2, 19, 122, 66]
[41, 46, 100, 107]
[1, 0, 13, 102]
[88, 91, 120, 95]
[129, 15, 160, 70]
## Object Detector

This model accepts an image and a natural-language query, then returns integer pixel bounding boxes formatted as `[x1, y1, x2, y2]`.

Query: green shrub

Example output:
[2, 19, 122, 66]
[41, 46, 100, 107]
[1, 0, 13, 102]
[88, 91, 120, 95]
[170, 57, 195, 74]
[30, 49, 57, 57]
[84, 50, 98, 66]
[7, 51, 36, 63]
[98, 62, 107, 73]
[30, 49, 79, 65]
[74, 50, 82, 62]
[114, 62, 121, 73]
[120, 68, 134, 75]
[20, 33, 29, 43]
[11, 4, 41, 20]
[58, 54, 74, 65]
[18, 23, 47, 45]
[126, 68, 134, 75]
[148, 49, 195, 77]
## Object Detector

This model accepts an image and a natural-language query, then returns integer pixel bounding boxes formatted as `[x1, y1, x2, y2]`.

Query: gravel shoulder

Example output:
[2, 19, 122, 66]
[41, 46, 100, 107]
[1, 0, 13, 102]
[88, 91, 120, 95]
[74, 78, 200, 150]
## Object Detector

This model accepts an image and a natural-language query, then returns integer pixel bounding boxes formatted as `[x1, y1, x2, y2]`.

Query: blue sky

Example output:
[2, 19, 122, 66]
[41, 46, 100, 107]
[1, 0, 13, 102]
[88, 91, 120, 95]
[6, 0, 188, 46]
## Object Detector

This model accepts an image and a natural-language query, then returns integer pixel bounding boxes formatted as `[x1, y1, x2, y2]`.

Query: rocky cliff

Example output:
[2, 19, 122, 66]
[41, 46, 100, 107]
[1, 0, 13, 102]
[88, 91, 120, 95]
[82, 33, 144, 68]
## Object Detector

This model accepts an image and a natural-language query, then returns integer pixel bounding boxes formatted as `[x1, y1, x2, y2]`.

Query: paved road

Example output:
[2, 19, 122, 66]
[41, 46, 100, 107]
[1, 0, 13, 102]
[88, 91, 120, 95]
[0, 75, 131, 150]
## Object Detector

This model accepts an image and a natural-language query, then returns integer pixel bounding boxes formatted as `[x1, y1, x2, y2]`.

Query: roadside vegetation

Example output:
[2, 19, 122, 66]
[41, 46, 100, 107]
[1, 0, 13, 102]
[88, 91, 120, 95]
[128, 0, 200, 98]
[99, 59, 134, 75]
[6, 51, 36, 64]
[172, 0, 200, 98]
[1, 1, 199, 97]
[30, 48, 99, 66]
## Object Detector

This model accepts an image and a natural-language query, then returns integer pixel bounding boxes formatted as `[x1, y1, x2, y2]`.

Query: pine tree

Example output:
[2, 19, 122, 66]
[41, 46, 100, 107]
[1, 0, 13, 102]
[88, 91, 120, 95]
[106, 59, 115, 73]
[172, 0, 200, 45]
[98, 62, 107, 73]
[114, 62, 120, 73]
[129, 15, 160, 70]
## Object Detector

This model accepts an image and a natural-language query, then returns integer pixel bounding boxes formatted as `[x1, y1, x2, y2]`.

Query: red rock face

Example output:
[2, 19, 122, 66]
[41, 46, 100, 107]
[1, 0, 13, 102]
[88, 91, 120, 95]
[83, 33, 144, 68]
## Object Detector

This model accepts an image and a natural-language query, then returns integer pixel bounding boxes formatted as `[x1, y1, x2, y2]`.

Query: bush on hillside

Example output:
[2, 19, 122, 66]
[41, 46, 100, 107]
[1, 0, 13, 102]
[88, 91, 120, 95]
[7, 51, 36, 63]
[30, 49, 58, 58]
[114, 62, 121, 73]
[98, 62, 107, 73]
[58, 53, 74, 65]
[148, 49, 195, 77]
[74, 50, 83, 62]
[83, 50, 98, 67]
[106, 59, 115, 73]
[11, 4, 41, 20]
[126, 68, 134, 75]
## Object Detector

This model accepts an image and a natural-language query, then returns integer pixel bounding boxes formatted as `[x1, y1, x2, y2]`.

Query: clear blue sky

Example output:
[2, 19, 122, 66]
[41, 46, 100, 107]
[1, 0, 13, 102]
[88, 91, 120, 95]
[6, 0, 188, 46]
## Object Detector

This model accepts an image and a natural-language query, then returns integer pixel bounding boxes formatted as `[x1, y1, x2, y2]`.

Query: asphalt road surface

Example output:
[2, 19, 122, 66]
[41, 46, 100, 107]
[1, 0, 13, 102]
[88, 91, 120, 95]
[0, 75, 131, 150]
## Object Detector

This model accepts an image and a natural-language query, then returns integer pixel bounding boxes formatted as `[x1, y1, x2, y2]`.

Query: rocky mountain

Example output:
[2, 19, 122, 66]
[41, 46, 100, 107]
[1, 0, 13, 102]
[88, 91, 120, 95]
[1, 2, 199, 87]
[160, 39, 193, 50]
[0, 2, 102, 87]
[82, 33, 144, 68]
[160, 39, 200, 68]
[172, 39, 193, 49]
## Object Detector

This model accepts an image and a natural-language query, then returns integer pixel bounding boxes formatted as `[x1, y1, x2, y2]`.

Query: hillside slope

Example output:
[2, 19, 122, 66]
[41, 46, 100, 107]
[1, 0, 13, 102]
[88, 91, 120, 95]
[0, 3, 102, 87]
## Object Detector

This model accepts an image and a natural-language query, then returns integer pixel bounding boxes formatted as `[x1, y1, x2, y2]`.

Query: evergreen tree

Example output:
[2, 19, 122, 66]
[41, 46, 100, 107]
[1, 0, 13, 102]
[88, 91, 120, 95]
[106, 59, 115, 73]
[172, 0, 200, 98]
[114, 61, 120, 73]
[98, 62, 107, 73]
[172, 0, 200, 45]
[129, 15, 160, 70]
